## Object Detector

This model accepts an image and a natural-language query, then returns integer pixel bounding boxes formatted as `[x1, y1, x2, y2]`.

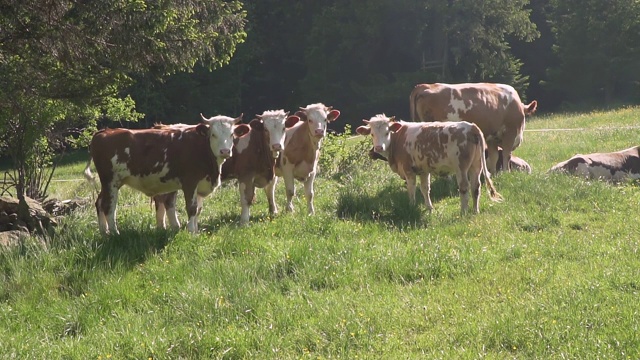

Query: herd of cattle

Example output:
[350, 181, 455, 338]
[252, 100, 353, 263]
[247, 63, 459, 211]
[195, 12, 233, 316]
[83, 83, 640, 234]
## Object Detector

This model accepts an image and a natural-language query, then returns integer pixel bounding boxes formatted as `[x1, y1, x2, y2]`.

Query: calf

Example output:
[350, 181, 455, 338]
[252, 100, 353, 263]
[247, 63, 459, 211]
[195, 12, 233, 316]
[84, 114, 249, 234]
[410, 82, 537, 174]
[154, 110, 300, 226]
[265, 103, 340, 215]
[356, 114, 502, 214]
[548, 146, 640, 181]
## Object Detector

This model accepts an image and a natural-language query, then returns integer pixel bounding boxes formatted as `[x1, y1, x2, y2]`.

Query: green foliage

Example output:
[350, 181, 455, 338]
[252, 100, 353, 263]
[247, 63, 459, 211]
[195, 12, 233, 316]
[318, 125, 372, 181]
[2, 107, 640, 358]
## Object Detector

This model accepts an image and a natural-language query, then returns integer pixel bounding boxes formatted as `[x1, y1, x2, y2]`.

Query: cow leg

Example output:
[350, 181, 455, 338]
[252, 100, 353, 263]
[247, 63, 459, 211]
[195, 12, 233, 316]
[160, 192, 180, 229]
[183, 187, 200, 233]
[418, 173, 433, 212]
[405, 173, 418, 206]
[103, 184, 120, 235]
[470, 167, 482, 214]
[486, 146, 500, 175]
[265, 177, 278, 214]
[154, 197, 167, 229]
[283, 172, 296, 212]
[457, 170, 470, 215]
[239, 180, 255, 225]
[303, 173, 316, 215]
[95, 190, 109, 234]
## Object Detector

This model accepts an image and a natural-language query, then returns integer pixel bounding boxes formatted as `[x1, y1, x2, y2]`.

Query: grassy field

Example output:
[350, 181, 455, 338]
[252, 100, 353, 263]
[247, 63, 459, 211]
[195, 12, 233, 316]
[1, 108, 639, 359]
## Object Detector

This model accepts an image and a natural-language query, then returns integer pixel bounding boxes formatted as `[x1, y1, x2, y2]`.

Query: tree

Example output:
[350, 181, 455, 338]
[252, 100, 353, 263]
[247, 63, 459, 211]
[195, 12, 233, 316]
[547, 0, 640, 106]
[0, 0, 245, 225]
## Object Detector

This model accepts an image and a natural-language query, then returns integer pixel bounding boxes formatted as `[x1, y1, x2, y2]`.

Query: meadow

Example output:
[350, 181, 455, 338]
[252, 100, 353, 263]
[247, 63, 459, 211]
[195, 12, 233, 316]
[1, 107, 639, 359]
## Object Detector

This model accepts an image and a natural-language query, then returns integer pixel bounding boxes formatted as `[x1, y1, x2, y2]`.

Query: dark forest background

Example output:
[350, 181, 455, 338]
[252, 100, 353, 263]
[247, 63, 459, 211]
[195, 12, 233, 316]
[129, 0, 640, 131]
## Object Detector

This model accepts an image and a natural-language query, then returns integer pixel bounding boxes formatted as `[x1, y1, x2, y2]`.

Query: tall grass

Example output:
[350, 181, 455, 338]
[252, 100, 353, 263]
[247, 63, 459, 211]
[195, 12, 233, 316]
[1, 108, 639, 359]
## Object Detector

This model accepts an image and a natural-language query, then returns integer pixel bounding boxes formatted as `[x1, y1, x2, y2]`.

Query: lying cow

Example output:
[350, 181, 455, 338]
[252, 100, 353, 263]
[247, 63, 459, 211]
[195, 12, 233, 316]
[410, 82, 537, 174]
[356, 114, 502, 214]
[548, 146, 640, 181]
[265, 103, 340, 215]
[154, 110, 300, 226]
[84, 114, 250, 234]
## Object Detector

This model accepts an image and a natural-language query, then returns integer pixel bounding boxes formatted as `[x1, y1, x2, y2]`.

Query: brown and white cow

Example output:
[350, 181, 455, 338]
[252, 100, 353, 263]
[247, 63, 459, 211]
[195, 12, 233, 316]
[548, 146, 640, 181]
[84, 114, 250, 234]
[356, 114, 502, 214]
[153, 110, 300, 226]
[490, 147, 532, 174]
[409, 82, 537, 174]
[265, 103, 340, 215]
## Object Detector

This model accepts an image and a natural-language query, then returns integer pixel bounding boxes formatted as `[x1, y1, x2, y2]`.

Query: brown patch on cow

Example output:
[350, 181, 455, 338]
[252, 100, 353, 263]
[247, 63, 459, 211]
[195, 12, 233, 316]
[277, 121, 316, 168]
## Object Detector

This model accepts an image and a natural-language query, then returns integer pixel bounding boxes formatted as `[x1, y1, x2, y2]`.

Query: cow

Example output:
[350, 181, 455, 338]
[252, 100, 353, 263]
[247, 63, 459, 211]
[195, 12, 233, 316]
[83, 114, 250, 234]
[409, 82, 537, 174]
[356, 114, 502, 215]
[153, 110, 300, 226]
[548, 146, 640, 181]
[265, 103, 341, 215]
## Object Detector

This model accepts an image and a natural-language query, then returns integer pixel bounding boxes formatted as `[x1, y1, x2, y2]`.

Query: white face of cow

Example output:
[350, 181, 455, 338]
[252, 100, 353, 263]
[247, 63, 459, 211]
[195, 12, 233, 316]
[299, 103, 340, 139]
[356, 114, 398, 156]
[200, 114, 244, 160]
[258, 110, 299, 157]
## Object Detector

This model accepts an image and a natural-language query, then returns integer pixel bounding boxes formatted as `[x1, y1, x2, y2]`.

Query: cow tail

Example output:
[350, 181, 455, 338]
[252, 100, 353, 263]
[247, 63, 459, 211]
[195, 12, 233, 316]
[479, 130, 503, 202]
[83, 147, 99, 194]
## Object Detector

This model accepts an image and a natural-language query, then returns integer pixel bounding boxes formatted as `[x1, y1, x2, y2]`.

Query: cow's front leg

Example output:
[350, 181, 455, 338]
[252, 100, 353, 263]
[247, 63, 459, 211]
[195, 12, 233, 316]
[265, 177, 278, 214]
[418, 173, 433, 212]
[486, 146, 500, 175]
[239, 180, 255, 225]
[283, 171, 296, 212]
[405, 173, 418, 206]
[184, 187, 201, 233]
[303, 172, 316, 215]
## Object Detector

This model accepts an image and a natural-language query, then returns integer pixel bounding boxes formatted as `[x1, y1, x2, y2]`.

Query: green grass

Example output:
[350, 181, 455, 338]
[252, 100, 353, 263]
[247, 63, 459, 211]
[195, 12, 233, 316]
[1, 108, 640, 359]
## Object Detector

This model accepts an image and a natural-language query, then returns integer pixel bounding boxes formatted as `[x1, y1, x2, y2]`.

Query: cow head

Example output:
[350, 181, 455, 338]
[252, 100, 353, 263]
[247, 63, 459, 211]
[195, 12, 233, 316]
[198, 113, 250, 160]
[254, 109, 300, 158]
[356, 114, 402, 156]
[296, 103, 340, 139]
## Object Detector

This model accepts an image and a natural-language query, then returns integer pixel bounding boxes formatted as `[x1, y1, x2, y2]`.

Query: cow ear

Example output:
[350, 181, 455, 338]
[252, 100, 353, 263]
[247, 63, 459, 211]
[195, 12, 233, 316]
[327, 109, 340, 122]
[196, 123, 209, 136]
[233, 124, 251, 137]
[355, 126, 371, 135]
[389, 122, 403, 132]
[285, 115, 300, 128]
[295, 110, 307, 121]
[249, 118, 264, 130]
[234, 114, 244, 124]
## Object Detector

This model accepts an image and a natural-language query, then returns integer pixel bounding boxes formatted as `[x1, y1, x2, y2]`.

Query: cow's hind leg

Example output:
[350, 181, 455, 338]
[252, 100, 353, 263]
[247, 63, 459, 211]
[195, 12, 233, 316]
[303, 172, 316, 215]
[95, 191, 109, 234]
[239, 180, 255, 225]
[156, 192, 180, 229]
[486, 145, 500, 175]
[469, 165, 482, 214]
[265, 177, 278, 214]
[405, 173, 418, 206]
[98, 183, 120, 235]
[456, 170, 470, 215]
[154, 196, 167, 229]
[283, 171, 296, 212]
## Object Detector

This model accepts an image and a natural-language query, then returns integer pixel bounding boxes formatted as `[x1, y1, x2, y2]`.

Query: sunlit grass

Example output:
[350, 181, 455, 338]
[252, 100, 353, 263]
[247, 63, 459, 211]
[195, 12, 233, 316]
[1, 107, 640, 358]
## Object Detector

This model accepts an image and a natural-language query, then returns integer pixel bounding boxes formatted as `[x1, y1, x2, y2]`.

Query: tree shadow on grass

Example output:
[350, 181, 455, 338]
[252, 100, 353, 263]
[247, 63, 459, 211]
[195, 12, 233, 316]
[91, 228, 172, 269]
[337, 176, 459, 229]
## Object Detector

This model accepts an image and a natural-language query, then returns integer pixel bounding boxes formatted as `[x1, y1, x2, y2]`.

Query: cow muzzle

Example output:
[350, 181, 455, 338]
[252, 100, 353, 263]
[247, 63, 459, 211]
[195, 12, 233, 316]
[271, 143, 283, 152]
[374, 145, 385, 153]
[314, 129, 325, 138]
[219, 148, 232, 158]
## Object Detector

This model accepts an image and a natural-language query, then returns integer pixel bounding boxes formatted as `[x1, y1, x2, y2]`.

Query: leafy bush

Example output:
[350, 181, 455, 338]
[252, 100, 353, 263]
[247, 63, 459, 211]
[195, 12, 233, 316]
[318, 125, 373, 181]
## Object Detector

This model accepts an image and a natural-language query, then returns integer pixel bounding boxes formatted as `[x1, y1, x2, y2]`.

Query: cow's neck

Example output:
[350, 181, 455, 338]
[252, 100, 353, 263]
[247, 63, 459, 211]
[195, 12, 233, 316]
[302, 122, 322, 151]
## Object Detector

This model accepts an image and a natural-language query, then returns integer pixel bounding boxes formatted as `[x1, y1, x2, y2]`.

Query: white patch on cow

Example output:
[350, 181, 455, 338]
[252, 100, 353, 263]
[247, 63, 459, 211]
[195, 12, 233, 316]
[260, 109, 289, 154]
[122, 164, 182, 196]
[196, 174, 220, 196]
[303, 103, 330, 139]
[365, 114, 395, 156]
[235, 135, 250, 154]
[447, 91, 472, 121]
[201, 115, 238, 158]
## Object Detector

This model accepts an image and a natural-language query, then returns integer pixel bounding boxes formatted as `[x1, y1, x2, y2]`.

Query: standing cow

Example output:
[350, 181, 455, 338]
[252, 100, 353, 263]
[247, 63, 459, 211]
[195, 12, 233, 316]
[409, 82, 537, 174]
[548, 146, 640, 181]
[84, 114, 250, 234]
[265, 103, 340, 215]
[356, 114, 502, 214]
[153, 110, 300, 226]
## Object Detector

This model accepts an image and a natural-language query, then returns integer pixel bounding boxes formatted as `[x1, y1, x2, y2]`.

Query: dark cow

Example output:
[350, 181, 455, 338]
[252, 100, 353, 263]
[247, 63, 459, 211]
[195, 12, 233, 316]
[84, 114, 250, 234]
[265, 103, 340, 215]
[491, 147, 532, 174]
[356, 114, 502, 214]
[409, 82, 537, 174]
[548, 146, 640, 181]
[154, 110, 300, 226]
